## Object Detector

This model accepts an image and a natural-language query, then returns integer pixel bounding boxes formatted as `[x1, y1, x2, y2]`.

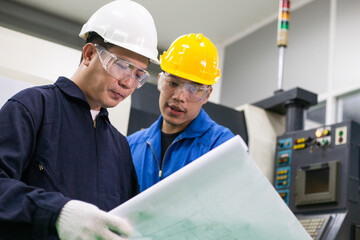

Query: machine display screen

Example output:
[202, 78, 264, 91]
[305, 168, 329, 194]
[295, 161, 338, 206]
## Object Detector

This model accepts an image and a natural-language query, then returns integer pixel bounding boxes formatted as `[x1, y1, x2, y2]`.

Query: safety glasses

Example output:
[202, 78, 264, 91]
[159, 72, 210, 103]
[94, 44, 150, 89]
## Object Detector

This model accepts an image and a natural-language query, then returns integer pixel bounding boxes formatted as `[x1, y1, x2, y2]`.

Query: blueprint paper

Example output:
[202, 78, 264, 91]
[110, 135, 311, 240]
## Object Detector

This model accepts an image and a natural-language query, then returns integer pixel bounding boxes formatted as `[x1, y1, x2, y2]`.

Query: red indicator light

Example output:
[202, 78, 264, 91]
[282, 0, 290, 8]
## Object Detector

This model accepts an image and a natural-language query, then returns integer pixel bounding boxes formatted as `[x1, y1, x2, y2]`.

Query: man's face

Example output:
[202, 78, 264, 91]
[82, 44, 149, 110]
[158, 72, 212, 133]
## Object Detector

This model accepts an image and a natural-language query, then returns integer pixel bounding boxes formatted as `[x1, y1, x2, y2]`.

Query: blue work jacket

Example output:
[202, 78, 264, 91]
[127, 109, 236, 192]
[0, 77, 139, 239]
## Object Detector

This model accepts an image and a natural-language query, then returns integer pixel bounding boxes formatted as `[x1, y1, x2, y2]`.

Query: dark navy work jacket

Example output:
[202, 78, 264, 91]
[0, 77, 139, 239]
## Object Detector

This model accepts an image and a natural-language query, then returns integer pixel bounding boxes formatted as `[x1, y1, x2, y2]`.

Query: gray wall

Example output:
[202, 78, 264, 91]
[332, 0, 360, 88]
[221, 0, 331, 108]
[0, 75, 33, 108]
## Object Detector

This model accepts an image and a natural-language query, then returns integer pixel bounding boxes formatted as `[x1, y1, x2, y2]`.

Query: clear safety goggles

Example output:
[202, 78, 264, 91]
[159, 72, 210, 103]
[94, 44, 150, 89]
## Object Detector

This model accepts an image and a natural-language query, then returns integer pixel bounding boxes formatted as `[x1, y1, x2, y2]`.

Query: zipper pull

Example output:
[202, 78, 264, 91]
[93, 119, 96, 128]
[159, 170, 162, 178]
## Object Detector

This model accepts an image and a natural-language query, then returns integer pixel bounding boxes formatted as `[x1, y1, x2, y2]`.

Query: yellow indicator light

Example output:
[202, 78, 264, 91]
[281, 11, 290, 20]
[277, 169, 289, 175]
[315, 129, 323, 138]
[277, 176, 287, 180]
[280, 192, 287, 197]
[297, 138, 305, 143]
[323, 129, 329, 136]
[294, 143, 306, 150]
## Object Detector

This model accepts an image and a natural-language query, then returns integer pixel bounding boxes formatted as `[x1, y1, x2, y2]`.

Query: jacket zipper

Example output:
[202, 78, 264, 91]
[147, 138, 182, 178]
[147, 142, 161, 177]
[94, 117, 100, 205]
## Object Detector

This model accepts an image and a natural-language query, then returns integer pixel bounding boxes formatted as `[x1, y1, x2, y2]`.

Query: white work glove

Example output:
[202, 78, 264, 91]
[55, 200, 133, 240]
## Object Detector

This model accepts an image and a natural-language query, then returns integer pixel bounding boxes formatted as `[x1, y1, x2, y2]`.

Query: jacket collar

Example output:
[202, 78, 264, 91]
[55, 76, 109, 118]
[180, 109, 214, 138]
[147, 108, 214, 145]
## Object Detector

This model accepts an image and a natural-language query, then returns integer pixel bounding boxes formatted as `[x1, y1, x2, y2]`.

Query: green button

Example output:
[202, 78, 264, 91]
[339, 131, 343, 136]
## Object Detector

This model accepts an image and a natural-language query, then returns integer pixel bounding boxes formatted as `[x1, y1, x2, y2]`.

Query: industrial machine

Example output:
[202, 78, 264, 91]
[274, 121, 360, 239]
[264, 1, 360, 239]
[253, 70, 360, 239]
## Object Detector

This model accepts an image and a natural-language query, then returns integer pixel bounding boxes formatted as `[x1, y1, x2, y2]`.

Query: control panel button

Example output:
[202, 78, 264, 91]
[335, 126, 347, 145]
[315, 129, 323, 138]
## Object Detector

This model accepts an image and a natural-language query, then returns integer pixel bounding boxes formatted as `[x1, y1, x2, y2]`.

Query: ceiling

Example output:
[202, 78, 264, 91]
[5, 0, 310, 51]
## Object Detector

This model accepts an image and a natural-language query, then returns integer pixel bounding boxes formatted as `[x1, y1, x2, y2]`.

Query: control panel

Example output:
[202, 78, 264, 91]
[273, 123, 351, 209]
[273, 121, 360, 239]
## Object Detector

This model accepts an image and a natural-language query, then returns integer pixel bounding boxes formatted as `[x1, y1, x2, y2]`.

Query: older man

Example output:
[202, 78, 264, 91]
[0, 0, 159, 239]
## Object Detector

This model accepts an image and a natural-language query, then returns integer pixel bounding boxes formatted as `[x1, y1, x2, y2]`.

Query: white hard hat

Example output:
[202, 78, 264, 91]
[79, 0, 159, 64]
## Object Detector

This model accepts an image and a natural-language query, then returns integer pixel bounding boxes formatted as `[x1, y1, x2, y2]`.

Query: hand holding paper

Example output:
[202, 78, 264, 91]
[56, 200, 132, 240]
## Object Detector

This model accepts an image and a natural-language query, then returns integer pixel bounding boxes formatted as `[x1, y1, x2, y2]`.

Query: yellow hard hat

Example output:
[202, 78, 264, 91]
[160, 33, 221, 85]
